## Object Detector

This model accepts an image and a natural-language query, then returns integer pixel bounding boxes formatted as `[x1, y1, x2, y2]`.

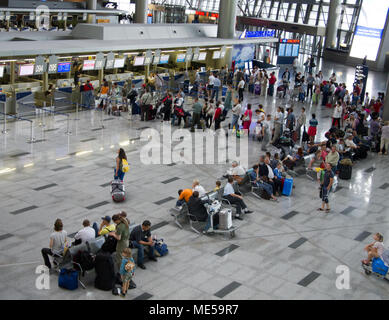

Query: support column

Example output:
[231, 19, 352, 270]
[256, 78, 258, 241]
[42, 72, 49, 92]
[98, 69, 104, 85]
[324, 0, 341, 49]
[383, 76, 389, 121]
[135, 0, 149, 24]
[10, 61, 15, 85]
[217, 0, 237, 39]
[87, 0, 96, 24]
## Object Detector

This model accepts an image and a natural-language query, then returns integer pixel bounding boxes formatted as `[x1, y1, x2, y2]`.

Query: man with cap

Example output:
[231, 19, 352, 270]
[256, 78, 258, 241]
[93, 216, 116, 238]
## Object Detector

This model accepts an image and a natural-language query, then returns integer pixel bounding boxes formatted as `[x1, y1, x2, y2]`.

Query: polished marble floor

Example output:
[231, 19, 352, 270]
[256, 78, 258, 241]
[0, 61, 388, 300]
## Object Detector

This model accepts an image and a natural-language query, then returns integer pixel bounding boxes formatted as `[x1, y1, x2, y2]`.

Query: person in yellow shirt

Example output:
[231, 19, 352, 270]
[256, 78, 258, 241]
[176, 189, 193, 208]
[93, 216, 116, 237]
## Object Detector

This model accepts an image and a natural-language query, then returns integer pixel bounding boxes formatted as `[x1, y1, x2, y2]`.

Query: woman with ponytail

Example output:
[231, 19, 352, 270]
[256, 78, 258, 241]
[114, 148, 128, 182]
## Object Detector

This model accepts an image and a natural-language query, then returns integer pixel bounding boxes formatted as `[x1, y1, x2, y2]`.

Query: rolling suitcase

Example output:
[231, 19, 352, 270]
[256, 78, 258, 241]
[218, 208, 232, 230]
[254, 84, 261, 95]
[338, 164, 352, 180]
[282, 178, 293, 196]
[111, 180, 125, 202]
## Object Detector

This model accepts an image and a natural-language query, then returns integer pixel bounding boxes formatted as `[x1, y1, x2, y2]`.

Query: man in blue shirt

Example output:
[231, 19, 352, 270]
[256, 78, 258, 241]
[223, 177, 253, 220]
[212, 75, 221, 102]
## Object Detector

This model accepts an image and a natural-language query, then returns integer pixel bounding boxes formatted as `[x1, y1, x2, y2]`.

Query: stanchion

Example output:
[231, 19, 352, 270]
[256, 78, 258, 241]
[100, 108, 105, 129]
[65, 114, 72, 135]
[74, 102, 80, 121]
[1, 109, 8, 134]
[39, 102, 46, 128]
[27, 120, 36, 143]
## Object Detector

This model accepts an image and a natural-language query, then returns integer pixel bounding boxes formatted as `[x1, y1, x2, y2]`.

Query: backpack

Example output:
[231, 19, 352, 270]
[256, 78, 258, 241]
[125, 259, 136, 273]
[121, 159, 129, 173]
[154, 239, 169, 256]
[101, 235, 117, 254]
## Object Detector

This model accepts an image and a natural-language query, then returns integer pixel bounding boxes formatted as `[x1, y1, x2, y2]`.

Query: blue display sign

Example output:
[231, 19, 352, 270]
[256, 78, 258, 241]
[240, 30, 275, 39]
[57, 62, 71, 73]
[355, 26, 383, 39]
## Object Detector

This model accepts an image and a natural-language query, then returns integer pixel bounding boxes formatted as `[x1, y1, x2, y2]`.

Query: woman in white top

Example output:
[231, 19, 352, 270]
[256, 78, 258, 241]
[41, 219, 68, 270]
[332, 102, 343, 129]
[192, 179, 206, 197]
[363, 233, 385, 265]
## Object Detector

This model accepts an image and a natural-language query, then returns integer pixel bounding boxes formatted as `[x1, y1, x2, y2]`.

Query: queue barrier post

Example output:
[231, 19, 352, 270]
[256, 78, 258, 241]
[28, 119, 36, 143]
[1, 106, 8, 134]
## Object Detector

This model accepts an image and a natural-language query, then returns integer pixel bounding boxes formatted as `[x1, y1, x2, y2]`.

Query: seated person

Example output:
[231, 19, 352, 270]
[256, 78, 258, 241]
[305, 141, 319, 155]
[41, 219, 68, 272]
[270, 153, 280, 169]
[187, 191, 219, 232]
[250, 165, 277, 201]
[227, 161, 246, 184]
[213, 180, 221, 191]
[326, 145, 340, 173]
[362, 233, 384, 265]
[264, 156, 283, 196]
[73, 219, 95, 245]
[93, 216, 116, 238]
[320, 144, 329, 162]
[308, 150, 325, 182]
[129, 220, 157, 270]
[273, 162, 283, 180]
[192, 179, 206, 197]
[282, 147, 304, 170]
[223, 177, 253, 220]
[176, 188, 193, 208]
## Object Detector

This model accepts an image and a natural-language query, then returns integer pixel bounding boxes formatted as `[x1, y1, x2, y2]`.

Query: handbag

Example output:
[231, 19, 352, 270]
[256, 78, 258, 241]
[58, 268, 79, 290]
[302, 126, 310, 142]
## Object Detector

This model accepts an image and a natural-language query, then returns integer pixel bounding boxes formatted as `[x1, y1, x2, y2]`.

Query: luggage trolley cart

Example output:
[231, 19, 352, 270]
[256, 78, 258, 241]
[362, 250, 389, 282]
[204, 193, 238, 238]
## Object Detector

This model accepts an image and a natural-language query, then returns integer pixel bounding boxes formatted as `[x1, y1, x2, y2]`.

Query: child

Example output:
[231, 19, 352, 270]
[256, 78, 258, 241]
[273, 162, 283, 180]
[213, 180, 221, 192]
[312, 84, 320, 105]
[119, 248, 136, 298]
[362, 233, 384, 265]
[307, 114, 318, 143]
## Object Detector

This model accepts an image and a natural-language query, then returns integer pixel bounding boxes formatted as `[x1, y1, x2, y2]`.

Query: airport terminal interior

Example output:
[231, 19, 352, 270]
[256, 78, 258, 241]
[0, 0, 389, 300]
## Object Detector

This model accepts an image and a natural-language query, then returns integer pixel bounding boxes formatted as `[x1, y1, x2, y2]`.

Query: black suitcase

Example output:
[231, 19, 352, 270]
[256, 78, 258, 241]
[338, 164, 352, 180]
[94, 251, 116, 291]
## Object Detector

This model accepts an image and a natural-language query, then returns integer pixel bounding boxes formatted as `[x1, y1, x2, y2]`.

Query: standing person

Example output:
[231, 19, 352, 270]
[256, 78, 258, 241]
[140, 88, 153, 121]
[292, 57, 299, 76]
[114, 148, 128, 182]
[129, 220, 157, 270]
[223, 84, 233, 118]
[109, 214, 130, 269]
[308, 113, 318, 143]
[309, 56, 316, 74]
[230, 98, 242, 131]
[191, 97, 203, 131]
[202, 102, 212, 129]
[162, 92, 173, 122]
[312, 84, 320, 105]
[41, 219, 68, 272]
[127, 85, 138, 112]
[306, 73, 315, 99]
[286, 108, 296, 132]
[268, 72, 277, 96]
[237, 77, 245, 102]
[212, 75, 221, 101]
[262, 114, 272, 151]
[208, 72, 215, 98]
[271, 106, 283, 144]
[119, 248, 136, 297]
[84, 80, 95, 108]
[98, 81, 110, 110]
[296, 107, 306, 140]
[213, 101, 223, 130]
[262, 73, 268, 97]
[379, 121, 389, 155]
[318, 163, 334, 213]
[242, 103, 252, 132]
[332, 102, 342, 129]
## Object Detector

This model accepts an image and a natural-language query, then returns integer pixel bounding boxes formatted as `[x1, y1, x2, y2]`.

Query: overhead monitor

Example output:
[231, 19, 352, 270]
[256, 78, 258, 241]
[153, 56, 161, 65]
[350, 1, 389, 61]
[83, 60, 96, 71]
[176, 54, 185, 63]
[159, 55, 170, 64]
[198, 52, 207, 61]
[133, 56, 145, 66]
[57, 62, 71, 73]
[114, 58, 125, 68]
[212, 51, 221, 59]
[144, 56, 153, 65]
[0, 66, 4, 78]
[278, 39, 300, 57]
[19, 64, 34, 76]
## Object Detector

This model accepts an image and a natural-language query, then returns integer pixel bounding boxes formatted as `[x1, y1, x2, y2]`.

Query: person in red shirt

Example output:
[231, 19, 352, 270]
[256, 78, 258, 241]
[373, 99, 383, 114]
[268, 72, 277, 96]
[213, 101, 222, 130]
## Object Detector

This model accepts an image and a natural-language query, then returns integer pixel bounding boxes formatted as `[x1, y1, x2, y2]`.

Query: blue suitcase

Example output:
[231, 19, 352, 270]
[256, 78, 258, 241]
[58, 268, 79, 290]
[282, 178, 293, 196]
[372, 258, 389, 276]
[254, 84, 261, 95]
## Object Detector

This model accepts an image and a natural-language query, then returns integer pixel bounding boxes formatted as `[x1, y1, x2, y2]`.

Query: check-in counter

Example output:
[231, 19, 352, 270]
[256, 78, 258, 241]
[131, 75, 145, 89]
